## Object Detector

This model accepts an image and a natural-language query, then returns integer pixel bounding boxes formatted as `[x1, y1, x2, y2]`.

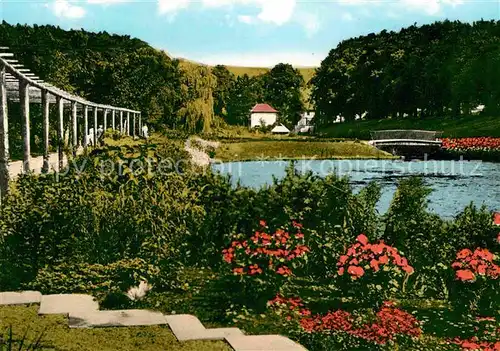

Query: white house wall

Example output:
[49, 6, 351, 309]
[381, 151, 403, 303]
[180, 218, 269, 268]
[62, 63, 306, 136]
[250, 112, 277, 128]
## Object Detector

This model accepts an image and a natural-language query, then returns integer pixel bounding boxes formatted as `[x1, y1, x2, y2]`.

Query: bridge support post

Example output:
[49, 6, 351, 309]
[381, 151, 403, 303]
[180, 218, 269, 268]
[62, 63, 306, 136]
[56, 96, 64, 171]
[0, 65, 10, 197]
[42, 90, 50, 173]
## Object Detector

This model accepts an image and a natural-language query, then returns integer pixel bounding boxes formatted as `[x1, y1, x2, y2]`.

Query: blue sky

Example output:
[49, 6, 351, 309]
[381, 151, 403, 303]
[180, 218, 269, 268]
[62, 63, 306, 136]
[1, 0, 499, 66]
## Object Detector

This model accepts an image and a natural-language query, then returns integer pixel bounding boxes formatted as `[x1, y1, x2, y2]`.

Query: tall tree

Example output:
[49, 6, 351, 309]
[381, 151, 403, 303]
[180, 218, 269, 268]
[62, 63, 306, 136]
[226, 74, 264, 126]
[212, 65, 235, 119]
[262, 63, 305, 127]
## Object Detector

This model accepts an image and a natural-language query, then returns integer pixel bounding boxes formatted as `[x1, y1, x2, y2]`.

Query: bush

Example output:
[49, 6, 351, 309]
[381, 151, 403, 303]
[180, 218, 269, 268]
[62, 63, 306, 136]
[448, 248, 499, 317]
[26, 259, 158, 298]
[335, 234, 414, 307]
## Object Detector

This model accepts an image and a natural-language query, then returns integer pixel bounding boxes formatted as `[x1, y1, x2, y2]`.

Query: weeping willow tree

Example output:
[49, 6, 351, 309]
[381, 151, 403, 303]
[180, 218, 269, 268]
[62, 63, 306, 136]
[177, 61, 216, 133]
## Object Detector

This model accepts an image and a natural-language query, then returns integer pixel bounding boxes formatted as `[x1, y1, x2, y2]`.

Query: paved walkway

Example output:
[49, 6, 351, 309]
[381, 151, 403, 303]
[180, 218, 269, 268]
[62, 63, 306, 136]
[8, 147, 86, 177]
[0, 291, 307, 351]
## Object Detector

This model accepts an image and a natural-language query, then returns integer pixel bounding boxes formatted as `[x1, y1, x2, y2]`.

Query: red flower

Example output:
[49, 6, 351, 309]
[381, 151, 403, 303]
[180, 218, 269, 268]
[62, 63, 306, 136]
[292, 221, 303, 229]
[233, 267, 244, 275]
[456, 269, 476, 282]
[457, 249, 473, 259]
[259, 220, 267, 227]
[494, 212, 500, 226]
[402, 265, 414, 274]
[356, 234, 369, 246]
[338, 267, 345, 276]
[347, 265, 365, 278]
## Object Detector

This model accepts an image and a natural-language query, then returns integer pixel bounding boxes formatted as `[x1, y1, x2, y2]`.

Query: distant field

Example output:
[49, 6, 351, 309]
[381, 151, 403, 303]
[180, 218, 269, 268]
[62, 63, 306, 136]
[226, 66, 316, 83]
[177, 59, 317, 83]
[320, 115, 500, 139]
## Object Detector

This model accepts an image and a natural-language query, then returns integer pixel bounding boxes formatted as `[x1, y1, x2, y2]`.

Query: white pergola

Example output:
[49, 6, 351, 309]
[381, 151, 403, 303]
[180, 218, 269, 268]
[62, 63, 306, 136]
[0, 47, 143, 196]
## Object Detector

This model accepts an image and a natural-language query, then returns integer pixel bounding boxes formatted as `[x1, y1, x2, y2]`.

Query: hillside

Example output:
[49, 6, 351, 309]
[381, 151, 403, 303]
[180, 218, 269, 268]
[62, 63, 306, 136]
[177, 58, 317, 83]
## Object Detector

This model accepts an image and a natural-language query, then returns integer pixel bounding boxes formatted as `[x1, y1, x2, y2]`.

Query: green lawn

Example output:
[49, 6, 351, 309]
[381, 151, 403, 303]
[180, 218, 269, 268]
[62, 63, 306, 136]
[215, 140, 395, 162]
[320, 115, 500, 139]
[0, 306, 231, 351]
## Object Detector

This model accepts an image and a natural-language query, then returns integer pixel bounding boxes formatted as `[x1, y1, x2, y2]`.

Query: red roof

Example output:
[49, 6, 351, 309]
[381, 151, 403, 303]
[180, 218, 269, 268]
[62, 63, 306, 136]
[251, 103, 278, 113]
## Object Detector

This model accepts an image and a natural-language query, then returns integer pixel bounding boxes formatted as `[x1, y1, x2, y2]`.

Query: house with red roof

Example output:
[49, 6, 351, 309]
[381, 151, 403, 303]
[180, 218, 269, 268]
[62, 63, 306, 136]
[250, 103, 279, 128]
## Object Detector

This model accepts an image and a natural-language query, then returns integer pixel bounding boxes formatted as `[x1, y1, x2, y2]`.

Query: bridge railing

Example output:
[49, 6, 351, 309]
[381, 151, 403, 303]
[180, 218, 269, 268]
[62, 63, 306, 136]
[370, 130, 442, 141]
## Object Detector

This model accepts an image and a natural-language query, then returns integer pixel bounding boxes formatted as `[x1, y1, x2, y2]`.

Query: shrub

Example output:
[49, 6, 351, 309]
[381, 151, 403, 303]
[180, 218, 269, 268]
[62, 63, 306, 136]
[220, 220, 309, 307]
[26, 259, 159, 298]
[449, 248, 499, 317]
[335, 234, 414, 307]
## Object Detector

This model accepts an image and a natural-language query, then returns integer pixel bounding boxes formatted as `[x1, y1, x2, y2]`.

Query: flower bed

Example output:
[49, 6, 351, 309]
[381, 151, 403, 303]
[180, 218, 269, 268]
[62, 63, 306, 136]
[441, 137, 500, 161]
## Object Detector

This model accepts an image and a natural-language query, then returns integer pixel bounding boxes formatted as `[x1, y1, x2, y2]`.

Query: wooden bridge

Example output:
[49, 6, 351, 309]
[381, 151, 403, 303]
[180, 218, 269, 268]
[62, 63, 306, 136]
[0, 47, 142, 197]
[369, 130, 443, 158]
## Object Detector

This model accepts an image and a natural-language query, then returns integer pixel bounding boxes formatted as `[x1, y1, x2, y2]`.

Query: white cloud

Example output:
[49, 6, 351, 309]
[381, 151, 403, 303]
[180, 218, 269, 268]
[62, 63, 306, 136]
[295, 12, 320, 37]
[51, 0, 86, 19]
[238, 15, 255, 24]
[87, 0, 126, 4]
[158, 0, 297, 26]
[339, 0, 465, 16]
[178, 51, 323, 67]
[341, 12, 354, 21]
[158, 0, 190, 14]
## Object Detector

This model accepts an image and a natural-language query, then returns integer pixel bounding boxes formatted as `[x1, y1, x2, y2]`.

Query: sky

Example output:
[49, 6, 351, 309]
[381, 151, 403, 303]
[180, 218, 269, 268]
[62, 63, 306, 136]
[0, 0, 499, 67]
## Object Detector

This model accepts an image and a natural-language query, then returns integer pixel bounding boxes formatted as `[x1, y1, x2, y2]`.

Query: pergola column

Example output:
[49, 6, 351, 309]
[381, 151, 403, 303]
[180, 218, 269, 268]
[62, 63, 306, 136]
[138, 114, 142, 137]
[84, 105, 89, 151]
[93, 107, 98, 145]
[120, 111, 124, 134]
[42, 90, 50, 173]
[104, 109, 108, 131]
[19, 79, 30, 173]
[126, 112, 130, 136]
[112, 110, 116, 130]
[0, 65, 9, 196]
[56, 96, 64, 171]
[133, 113, 136, 138]
[71, 101, 77, 157]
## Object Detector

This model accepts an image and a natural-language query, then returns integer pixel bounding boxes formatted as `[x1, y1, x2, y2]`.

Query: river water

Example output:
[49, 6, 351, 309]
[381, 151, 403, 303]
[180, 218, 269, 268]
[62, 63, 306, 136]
[212, 159, 500, 219]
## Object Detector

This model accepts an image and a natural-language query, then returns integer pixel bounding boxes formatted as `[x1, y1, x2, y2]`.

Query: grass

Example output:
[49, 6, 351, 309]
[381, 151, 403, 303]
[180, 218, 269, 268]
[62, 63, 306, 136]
[320, 115, 500, 139]
[0, 306, 231, 351]
[215, 140, 395, 162]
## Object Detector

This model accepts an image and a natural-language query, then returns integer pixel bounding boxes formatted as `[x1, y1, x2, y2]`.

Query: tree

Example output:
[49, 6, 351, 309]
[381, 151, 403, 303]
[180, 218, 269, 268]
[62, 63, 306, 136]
[262, 63, 305, 127]
[226, 74, 264, 126]
[212, 65, 235, 119]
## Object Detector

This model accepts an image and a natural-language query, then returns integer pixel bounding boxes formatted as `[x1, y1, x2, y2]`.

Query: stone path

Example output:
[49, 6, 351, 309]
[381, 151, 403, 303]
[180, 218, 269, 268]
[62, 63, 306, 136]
[0, 291, 307, 351]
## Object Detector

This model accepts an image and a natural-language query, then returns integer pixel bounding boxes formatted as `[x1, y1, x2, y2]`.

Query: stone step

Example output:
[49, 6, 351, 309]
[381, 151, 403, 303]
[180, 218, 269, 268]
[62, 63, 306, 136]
[38, 294, 99, 315]
[165, 314, 244, 341]
[226, 335, 308, 351]
[0, 291, 42, 305]
[69, 309, 167, 328]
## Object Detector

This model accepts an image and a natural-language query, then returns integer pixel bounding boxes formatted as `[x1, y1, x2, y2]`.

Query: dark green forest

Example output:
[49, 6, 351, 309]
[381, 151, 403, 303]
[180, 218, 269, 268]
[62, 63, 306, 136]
[2, 20, 500, 135]
[312, 20, 500, 128]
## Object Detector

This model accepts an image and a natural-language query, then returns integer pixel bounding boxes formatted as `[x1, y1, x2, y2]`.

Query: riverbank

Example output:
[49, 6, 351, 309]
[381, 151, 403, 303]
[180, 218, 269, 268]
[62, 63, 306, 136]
[214, 140, 396, 162]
